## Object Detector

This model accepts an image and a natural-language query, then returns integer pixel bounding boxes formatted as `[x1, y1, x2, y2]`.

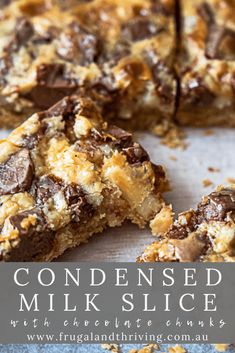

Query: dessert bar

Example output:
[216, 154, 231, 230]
[0, 95, 168, 261]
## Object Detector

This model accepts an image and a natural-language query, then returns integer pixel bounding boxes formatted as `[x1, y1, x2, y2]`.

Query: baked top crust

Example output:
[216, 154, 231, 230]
[0, 95, 168, 261]
[177, 0, 235, 126]
[0, 0, 176, 128]
[138, 186, 235, 262]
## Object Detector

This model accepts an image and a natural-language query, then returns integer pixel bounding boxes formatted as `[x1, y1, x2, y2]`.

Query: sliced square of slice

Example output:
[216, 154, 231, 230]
[0, 0, 176, 130]
[177, 0, 235, 126]
[0, 95, 168, 261]
[138, 186, 235, 262]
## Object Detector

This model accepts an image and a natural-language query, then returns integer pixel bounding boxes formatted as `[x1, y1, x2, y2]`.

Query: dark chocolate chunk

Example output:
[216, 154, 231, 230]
[152, 61, 175, 104]
[28, 63, 78, 108]
[184, 78, 215, 107]
[123, 143, 149, 164]
[105, 125, 133, 150]
[205, 24, 235, 59]
[197, 189, 235, 222]
[57, 22, 100, 65]
[5, 208, 55, 261]
[32, 26, 58, 45]
[0, 0, 11, 8]
[43, 96, 76, 118]
[64, 184, 87, 222]
[151, 1, 173, 16]
[106, 126, 132, 142]
[198, 2, 215, 24]
[33, 175, 62, 205]
[98, 40, 130, 66]
[167, 223, 194, 240]
[33, 174, 89, 222]
[0, 148, 34, 196]
[0, 56, 11, 80]
[173, 233, 208, 262]
[122, 17, 162, 42]
[199, 3, 235, 59]
[15, 17, 34, 48]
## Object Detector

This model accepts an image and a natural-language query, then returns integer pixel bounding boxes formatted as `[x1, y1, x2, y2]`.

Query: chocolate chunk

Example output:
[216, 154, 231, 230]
[122, 17, 162, 42]
[0, 148, 34, 196]
[57, 23, 100, 65]
[98, 40, 130, 66]
[105, 125, 133, 150]
[0, 56, 11, 80]
[205, 24, 235, 59]
[43, 96, 76, 118]
[199, 3, 235, 59]
[33, 175, 90, 222]
[28, 64, 78, 108]
[32, 26, 58, 45]
[184, 78, 215, 107]
[123, 143, 149, 164]
[0, 0, 11, 8]
[151, 1, 173, 16]
[15, 17, 34, 48]
[152, 164, 167, 191]
[33, 175, 62, 205]
[106, 126, 132, 142]
[152, 61, 175, 104]
[167, 224, 193, 240]
[5, 208, 55, 261]
[198, 2, 215, 24]
[64, 184, 87, 222]
[197, 189, 235, 222]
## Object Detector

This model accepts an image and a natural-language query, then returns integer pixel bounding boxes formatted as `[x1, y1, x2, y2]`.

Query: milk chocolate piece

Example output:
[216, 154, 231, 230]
[28, 64, 78, 108]
[5, 209, 55, 262]
[0, 148, 34, 196]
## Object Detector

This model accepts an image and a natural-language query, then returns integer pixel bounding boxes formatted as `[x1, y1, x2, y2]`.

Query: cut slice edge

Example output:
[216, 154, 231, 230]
[0, 95, 169, 261]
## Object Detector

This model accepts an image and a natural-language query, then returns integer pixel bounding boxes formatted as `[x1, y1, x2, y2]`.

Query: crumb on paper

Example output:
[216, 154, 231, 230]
[169, 155, 177, 161]
[214, 344, 230, 352]
[208, 167, 220, 173]
[227, 177, 235, 184]
[168, 345, 187, 353]
[150, 205, 174, 236]
[129, 344, 160, 353]
[160, 128, 187, 149]
[203, 129, 215, 136]
[101, 344, 120, 352]
[151, 122, 187, 149]
[203, 179, 214, 187]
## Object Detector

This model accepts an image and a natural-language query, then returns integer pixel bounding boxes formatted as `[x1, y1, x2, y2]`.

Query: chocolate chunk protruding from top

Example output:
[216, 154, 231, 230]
[0, 148, 34, 196]
[57, 23, 100, 65]
[15, 17, 34, 48]
[28, 64, 78, 108]
[123, 143, 150, 164]
[122, 17, 162, 42]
